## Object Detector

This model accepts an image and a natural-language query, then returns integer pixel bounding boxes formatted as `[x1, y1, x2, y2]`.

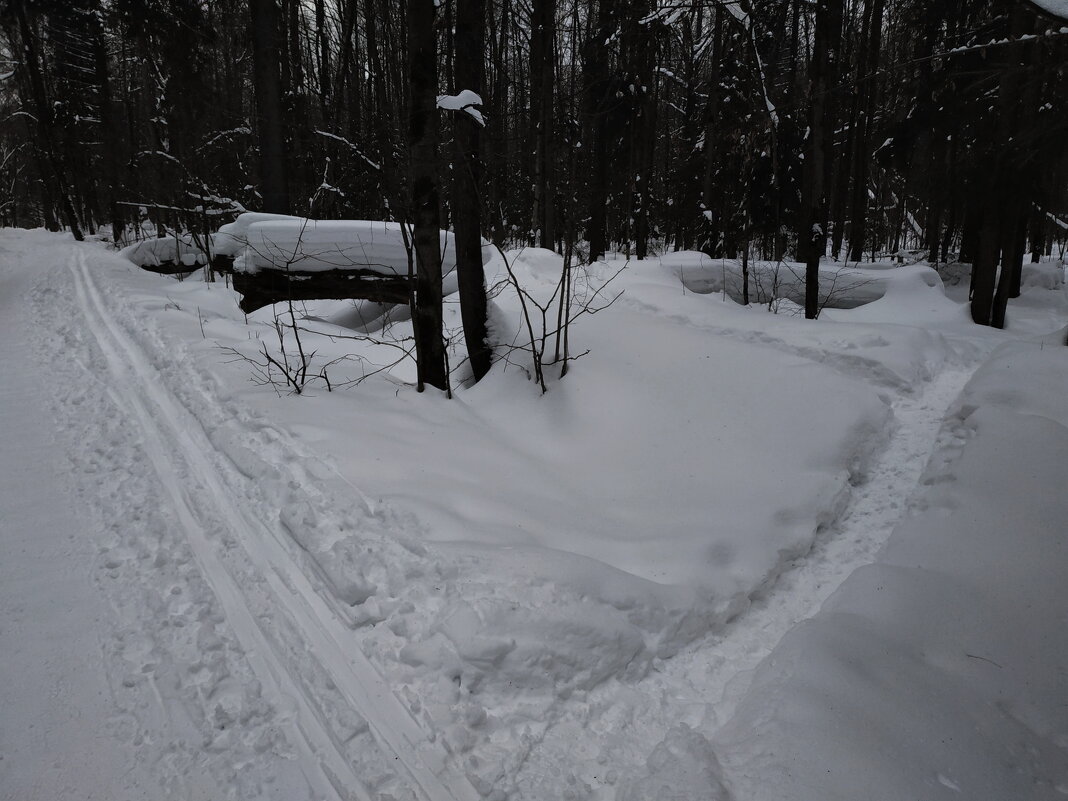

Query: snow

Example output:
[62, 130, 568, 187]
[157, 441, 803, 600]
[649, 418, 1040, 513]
[657, 249, 942, 310]
[119, 232, 209, 268]
[2, 227, 1067, 800]
[228, 217, 491, 281]
[1029, 0, 1068, 21]
[437, 90, 486, 126]
[713, 330, 1068, 801]
[0, 238, 158, 800]
[213, 211, 302, 256]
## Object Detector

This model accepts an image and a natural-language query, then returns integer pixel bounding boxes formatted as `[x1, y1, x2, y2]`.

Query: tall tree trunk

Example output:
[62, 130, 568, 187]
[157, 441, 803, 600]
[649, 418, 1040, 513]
[250, 0, 291, 213]
[846, 0, 883, 263]
[628, 0, 656, 260]
[315, 0, 331, 117]
[583, 0, 612, 263]
[800, 0, 843, 319]
[970, 184, 1000, 325]
[453, 0, 491, 381]
[408, 0, 448, 391]
[530, 0, 556, 250]
[701, 7, 723, 256]
[91, 4, 123, 243]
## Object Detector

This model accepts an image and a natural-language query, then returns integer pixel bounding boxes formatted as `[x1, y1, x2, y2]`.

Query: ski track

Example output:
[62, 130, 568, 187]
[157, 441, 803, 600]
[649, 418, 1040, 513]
[507, 358, 981, 797]
[69, 247, 480, 801]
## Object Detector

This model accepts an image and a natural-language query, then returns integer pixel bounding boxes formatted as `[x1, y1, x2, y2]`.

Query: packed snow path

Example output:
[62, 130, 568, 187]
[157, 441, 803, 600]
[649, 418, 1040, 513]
[506, 365, 983, 795]
[67, 246, 479, 801]
[0, 239, 159, 800]
[705, 365, 978, 719]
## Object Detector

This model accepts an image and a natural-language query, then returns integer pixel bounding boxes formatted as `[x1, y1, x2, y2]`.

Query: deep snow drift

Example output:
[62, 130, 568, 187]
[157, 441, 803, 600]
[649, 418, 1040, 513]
[2, 229, 1066, 800]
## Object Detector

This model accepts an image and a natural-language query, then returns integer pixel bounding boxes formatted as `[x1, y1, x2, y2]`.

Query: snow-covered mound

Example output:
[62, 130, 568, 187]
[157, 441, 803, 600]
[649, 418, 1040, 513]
[1020, 260, 1065, 290]
[656, 250, 942, 309]
[119, 234, 210, 269]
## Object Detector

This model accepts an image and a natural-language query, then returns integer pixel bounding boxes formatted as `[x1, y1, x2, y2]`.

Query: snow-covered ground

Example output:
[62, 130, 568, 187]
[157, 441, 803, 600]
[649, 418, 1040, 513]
[1, 229, 1065, 800]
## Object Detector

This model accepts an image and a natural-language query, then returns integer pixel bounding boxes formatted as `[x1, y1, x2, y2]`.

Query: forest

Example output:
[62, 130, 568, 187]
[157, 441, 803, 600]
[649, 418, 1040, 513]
[3, 3, 1068, 799]
[1, 0, 1067, 334]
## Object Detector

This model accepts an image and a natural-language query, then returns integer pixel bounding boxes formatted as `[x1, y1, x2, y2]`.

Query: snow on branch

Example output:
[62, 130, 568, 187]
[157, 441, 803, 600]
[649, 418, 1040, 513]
[313, 130, 382, 171]
[197, 126, 252, 153]
[1046, 211, 1068, 231]
[436, 90, 485, 127]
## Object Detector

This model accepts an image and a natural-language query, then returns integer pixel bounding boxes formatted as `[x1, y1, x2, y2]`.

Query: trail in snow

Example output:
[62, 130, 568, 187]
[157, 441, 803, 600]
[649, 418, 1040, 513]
[508, 361, 981, 796]
[69, 247, 479, 801]
[0, 237, 158, 801]
[696, 364, 977, 724]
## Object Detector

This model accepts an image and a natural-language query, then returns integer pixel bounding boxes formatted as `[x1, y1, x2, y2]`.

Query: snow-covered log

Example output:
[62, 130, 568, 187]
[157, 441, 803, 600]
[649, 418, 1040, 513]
[227, 217, 490, 313]
[232, 268, 413, 313]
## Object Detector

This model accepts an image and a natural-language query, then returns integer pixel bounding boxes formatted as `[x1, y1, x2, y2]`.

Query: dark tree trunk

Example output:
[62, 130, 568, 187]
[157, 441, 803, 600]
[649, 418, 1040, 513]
[408, 0, 448, 391]
[970, 187, 1000, 325]
[92, 9, 123, 244]
[1030, 207, 1046, 264]
[628, 0, 656, 260]
[800, 0, 843, 319]
[453, 0, 492, 382]
[701, 8, 723, 256]
[990, 208, 1022, 329]
[846, 0, 883, 263]
[583, 0, 612, 263]
[530, 0, 556, 250]
[315, 0, 331, 116]
[250, 0, 291, 214]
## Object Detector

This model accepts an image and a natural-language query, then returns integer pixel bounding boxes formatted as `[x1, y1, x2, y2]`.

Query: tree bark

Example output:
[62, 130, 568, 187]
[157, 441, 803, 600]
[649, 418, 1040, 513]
[250, 0, 291, 214]
[408, 0, 448, 391]
[453, 0, 492, 382]
[583, 0, 612, 263]
[800, 0, 843, 319]
[530, 0, 556, 250]
[846, 0, 882, 263]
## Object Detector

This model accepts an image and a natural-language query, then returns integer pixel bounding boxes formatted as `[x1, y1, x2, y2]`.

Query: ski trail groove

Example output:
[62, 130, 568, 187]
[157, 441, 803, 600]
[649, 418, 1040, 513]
[70, 249, 480, 801]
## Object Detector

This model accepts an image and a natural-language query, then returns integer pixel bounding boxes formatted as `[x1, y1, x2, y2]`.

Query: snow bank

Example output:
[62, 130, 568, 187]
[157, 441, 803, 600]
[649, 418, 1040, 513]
[119, 234, 209, 269]
[712, 332, 1068, 801]
[658, 250, 941, 309]
[621, 256, 960, 390]
[1021, 261, 1065, 290]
